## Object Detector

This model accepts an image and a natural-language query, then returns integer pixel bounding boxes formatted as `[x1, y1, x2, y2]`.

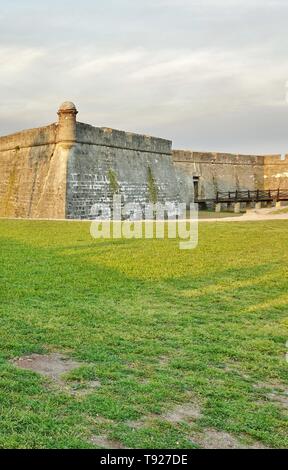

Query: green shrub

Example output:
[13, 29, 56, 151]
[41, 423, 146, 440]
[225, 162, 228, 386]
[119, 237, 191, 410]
[147, 166, 158, 204]
[108, 168, 120, 194]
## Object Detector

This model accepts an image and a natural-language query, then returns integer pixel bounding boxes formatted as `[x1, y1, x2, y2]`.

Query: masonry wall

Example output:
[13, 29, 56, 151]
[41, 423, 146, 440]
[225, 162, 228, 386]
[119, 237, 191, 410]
[173, 150, 265, 200]
[0, 124, 70, 219]
[263, 155, 288, 190]
[66, 122, 194, 219]
[1, 106, 288, 220]
[0, 119, 194, 220]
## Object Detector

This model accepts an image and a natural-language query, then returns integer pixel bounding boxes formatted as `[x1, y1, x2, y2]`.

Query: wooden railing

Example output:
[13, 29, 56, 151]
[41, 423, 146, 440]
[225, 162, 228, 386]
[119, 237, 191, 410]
[195, 189, 288, 204]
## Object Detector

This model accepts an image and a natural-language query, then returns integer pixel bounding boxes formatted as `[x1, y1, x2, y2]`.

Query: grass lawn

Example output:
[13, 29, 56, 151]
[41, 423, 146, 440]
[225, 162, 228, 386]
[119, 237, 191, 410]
[273, 208, 288, 215]
[197, 210, 243, 219]
[0, 219, 287, 449]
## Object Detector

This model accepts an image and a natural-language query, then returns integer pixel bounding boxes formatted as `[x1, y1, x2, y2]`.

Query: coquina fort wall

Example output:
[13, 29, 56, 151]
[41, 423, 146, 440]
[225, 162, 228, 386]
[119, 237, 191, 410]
[0, 102, 193, 219]
[173, 151, 288, 201]
[0, 101, 288, 219]
[0, 123, 68, 219]
[263, 155, 288, 190]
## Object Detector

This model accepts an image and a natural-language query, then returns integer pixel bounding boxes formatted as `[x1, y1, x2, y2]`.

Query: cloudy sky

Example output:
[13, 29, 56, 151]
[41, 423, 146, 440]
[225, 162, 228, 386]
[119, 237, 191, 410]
[1, 0, 288, 154]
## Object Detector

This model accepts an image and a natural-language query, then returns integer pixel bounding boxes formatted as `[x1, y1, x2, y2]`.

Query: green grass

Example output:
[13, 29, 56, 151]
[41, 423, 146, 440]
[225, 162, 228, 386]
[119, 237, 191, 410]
[272, 207, 288, 215]
[198, 210, 243, 219]
[0, 219, 287, 449]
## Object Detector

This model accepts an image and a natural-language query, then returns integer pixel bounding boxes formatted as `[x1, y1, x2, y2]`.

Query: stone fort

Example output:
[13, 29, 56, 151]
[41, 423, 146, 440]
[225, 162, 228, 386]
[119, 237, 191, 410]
[0, 101, 287, 219]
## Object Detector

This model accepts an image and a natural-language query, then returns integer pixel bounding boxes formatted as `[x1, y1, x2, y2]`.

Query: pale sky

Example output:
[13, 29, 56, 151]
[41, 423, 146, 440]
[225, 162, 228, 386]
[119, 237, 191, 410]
[1, 0, 288, 154]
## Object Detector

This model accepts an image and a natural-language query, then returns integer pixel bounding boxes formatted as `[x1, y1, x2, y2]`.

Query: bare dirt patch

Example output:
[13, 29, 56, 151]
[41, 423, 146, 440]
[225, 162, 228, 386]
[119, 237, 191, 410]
[91, 435, 127, 449]
[222, 364, 250, 380]
[158, 355, 170, 367]
[191, 429, 268, 449]
[266, 393, 288, 409]
[126, 401, 202, 430]
[11, 353, 101, 396]
[126, 417, 150, 429]
[68, 379, 101, 396]
[12, 353, 81, 381]
[252, 381, 288, 410]
[125, 405, 269, 449]
[164, 403, 202, 423]
[253, 381, 287, 392]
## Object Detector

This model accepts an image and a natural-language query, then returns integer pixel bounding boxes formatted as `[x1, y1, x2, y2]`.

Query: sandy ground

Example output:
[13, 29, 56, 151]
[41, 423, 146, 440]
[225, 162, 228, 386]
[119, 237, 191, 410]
[1, 207, 288, 223]
[198, 207, 288, 223]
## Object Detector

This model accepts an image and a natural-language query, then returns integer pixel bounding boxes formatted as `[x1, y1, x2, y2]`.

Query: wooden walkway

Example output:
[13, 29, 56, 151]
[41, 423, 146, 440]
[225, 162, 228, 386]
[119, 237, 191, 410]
[196, 189, 288, 205]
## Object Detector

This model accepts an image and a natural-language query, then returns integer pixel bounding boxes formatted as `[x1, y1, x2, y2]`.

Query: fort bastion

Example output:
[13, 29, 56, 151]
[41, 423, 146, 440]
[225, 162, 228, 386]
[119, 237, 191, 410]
[0, 102, 287, 219]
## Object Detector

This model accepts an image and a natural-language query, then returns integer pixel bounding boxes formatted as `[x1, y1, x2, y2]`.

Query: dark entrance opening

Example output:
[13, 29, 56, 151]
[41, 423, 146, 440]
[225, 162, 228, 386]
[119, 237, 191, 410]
[193, 177, 199, 200]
